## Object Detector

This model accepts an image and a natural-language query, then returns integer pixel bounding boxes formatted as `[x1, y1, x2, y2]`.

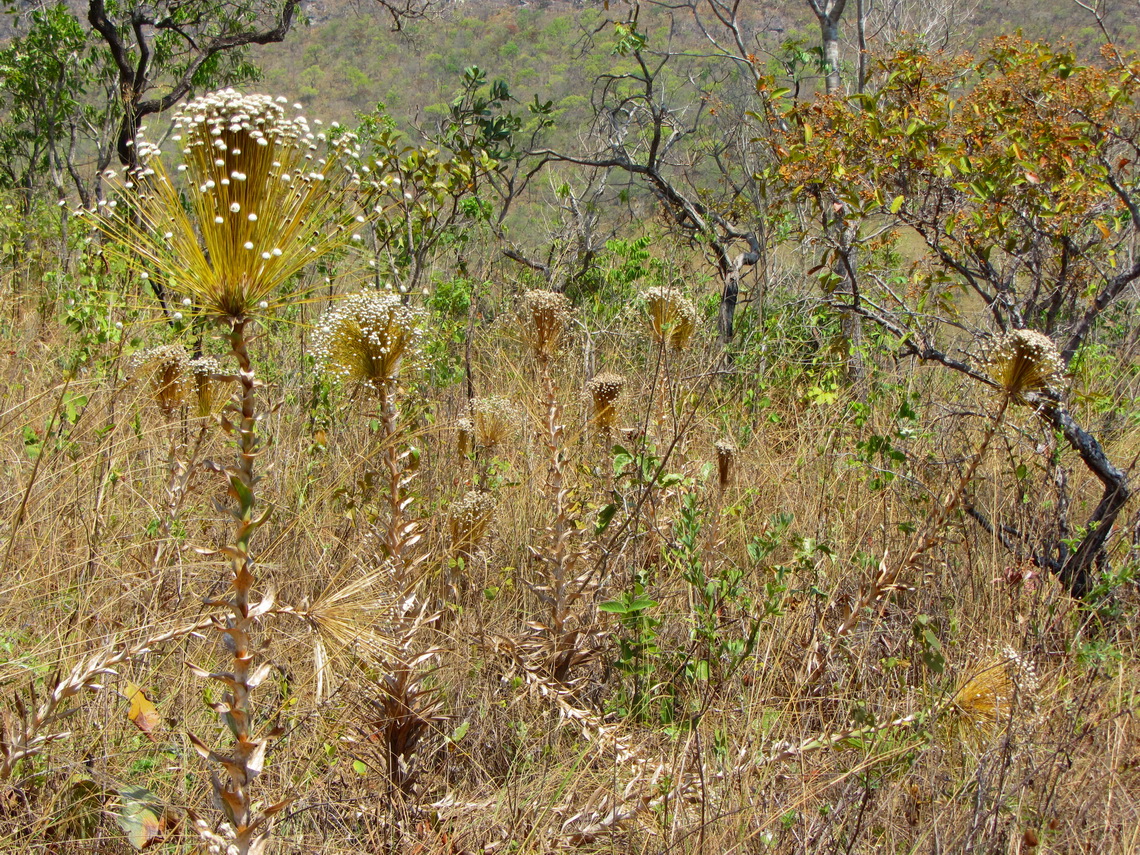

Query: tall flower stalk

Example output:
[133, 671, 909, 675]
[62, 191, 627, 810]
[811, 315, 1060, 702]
[93, 89, 370, 854]
[643, 286, 696, 433]
[313, 289, 425, 588]
[516, 291, 596, 683]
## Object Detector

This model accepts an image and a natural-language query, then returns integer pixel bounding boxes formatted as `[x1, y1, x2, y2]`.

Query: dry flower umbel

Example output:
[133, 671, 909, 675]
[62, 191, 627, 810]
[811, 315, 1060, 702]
[312, 290, 425, 391]
[520, 290, 573, 358]
[644, 286, 697, 350]
[456, 417, 475, 457]
[129, 344, 192, 416]
[986, 328, 1065, 403]
[586, 372, 625, 430]
[949, 646, 1039, 737]
[95, 89, 369, 322]
[469, 397, 522, 451]
[188, 355, 223, 417]
[715, 439, 737, 490]
[448, 490, 497, 554]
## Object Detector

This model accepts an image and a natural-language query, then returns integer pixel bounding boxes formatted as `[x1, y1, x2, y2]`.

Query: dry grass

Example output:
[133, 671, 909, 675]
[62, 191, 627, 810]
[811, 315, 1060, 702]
[0, 265, 1138, 854]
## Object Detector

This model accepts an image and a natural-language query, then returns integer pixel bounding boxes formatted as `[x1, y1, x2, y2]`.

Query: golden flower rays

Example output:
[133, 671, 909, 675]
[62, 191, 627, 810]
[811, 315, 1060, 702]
[312, 290, 425, 390]
[95, 89, 372, 323]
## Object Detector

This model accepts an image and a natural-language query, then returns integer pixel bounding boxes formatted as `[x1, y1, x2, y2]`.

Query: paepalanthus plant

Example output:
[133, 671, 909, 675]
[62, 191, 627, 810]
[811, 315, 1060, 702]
[312, 289, 426, 590]
[93, 89, 373, 854]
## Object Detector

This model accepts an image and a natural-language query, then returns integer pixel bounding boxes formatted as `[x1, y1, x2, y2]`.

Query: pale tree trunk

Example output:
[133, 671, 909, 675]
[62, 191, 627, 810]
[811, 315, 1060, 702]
[806, 0, 848, 95]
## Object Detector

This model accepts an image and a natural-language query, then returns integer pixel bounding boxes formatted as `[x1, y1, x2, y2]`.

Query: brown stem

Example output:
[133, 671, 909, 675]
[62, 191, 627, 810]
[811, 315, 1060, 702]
[187, 320, 282, 852]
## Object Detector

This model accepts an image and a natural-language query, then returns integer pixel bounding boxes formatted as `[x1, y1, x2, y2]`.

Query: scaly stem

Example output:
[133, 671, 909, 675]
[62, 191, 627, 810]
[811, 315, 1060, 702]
[376, 379, 412, 587]
[187, 320, 285, 854]
[225, 320, 259, 841]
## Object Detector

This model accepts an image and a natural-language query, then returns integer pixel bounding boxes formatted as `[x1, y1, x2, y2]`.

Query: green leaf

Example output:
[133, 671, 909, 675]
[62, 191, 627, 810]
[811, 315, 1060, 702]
[889, 195, 905, 214]
[595, 503, 617, 534]
[116, 785, 163, 850]
[352, 759, 368, 775]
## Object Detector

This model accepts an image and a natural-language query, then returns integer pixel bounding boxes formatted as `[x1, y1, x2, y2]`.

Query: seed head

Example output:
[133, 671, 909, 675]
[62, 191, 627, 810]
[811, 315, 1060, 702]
[644, 286, 697, 350]
[950, 646, 1039, 735]
[986, 329, 1065, 403]
[520, 290, 573, 358]
[715, 439, 738, 490]
[94, 89, 371, 322]
[312, 290, 424, 390]
[456, 418, 475, 457]
[586, 372, 625, 430]
[448, 490, 496, 554]
[188, 355, 223, 417]
[129, 344, 191, 416]
[469, 397, 522, 451]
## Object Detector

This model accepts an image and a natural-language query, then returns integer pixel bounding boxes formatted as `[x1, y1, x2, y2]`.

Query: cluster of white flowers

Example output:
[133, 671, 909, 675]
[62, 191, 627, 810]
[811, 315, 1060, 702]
[92, 89, 378, 323]
[311, 290, 425, 387]
[985, 328, 1065, 401]
[644, 286, 697, 350]
[469, 396, 523, 449]
[448, 489, 497, 552]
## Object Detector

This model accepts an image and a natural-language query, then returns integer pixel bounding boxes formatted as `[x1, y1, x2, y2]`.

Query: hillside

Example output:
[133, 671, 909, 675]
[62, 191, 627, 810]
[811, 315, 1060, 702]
[247, 0, 1140, 131]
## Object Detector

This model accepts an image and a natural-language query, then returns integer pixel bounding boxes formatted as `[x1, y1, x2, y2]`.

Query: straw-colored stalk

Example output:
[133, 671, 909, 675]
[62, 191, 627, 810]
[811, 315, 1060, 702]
[802, 384, 1019, 686]
[810, 332, 1064, 684]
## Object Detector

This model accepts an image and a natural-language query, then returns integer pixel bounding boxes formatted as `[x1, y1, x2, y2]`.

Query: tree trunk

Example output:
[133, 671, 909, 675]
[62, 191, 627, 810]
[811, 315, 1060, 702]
[821, 17, 843, 95]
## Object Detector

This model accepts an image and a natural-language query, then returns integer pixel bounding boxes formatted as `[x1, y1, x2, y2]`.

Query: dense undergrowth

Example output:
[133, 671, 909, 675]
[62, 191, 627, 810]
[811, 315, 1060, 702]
[1, 213, 1138, 852]
[0, 24, 1139, 855]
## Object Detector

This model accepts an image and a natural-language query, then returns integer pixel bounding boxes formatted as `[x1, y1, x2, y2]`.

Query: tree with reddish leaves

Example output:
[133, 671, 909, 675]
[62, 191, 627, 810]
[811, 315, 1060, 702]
[764, 38, 1140, 596]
